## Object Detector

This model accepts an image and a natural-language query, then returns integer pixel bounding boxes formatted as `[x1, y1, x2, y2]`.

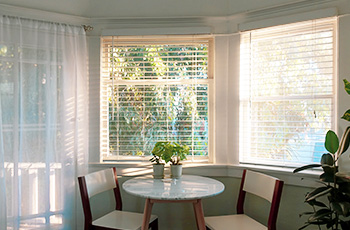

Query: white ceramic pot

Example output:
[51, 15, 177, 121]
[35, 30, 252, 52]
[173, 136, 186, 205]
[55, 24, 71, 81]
[152, 164, 164, 179]
[170, 164, 182, 178]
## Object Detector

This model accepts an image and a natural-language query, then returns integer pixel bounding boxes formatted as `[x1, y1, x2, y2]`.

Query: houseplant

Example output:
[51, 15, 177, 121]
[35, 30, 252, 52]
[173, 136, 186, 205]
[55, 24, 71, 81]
[150, 142, 166, 179]
[293, 79, 350, 230]
[152, 141, 189, 178]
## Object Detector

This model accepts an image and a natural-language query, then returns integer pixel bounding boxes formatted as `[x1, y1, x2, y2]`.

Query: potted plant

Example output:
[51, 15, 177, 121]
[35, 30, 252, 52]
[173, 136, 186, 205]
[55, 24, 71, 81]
[150, 142, 166, 179]
[293, 79, 350, 230]
[152, 141, 189, 178]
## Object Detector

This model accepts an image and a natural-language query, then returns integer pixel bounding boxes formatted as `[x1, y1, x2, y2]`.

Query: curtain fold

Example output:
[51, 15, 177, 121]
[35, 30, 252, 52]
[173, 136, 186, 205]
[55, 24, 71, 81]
[0, 15, 88, 229]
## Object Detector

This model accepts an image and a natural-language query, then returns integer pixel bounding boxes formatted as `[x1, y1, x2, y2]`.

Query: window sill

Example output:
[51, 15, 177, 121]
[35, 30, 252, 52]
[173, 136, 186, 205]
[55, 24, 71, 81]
[88, 161, 321, 188]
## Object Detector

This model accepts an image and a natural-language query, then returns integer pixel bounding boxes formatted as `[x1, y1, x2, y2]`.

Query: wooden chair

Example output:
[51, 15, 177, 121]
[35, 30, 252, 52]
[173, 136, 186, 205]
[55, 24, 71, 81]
[205, 169, 284, 230]
[78, 167, 158, 230]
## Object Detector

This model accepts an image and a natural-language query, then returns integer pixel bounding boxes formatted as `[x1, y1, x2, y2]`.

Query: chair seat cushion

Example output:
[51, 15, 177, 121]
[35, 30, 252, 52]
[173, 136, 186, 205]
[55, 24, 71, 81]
[92, 210, 158, 230]
[205, 214, 267, 230]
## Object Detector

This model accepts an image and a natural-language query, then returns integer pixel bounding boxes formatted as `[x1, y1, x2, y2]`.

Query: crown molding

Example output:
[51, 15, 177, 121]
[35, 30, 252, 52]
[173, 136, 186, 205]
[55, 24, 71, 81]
[234, 0, 339, 20]
[239, 7, 338, 31]
[101, 26, 212, 36]
[90, 16, 208, 25]
[0, 3, 89, 25]
[88, 0, 341, 33]
[89, 0, 339, 25]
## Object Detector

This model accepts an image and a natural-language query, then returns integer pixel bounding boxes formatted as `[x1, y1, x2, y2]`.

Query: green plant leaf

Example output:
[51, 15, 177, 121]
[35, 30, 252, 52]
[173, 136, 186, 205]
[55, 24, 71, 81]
[162, 144, 173, 164]
[308, 209, 333, 222]
[321, 153, 334, 166]
[306, 187, 333, 202]
[320, 172, 335, 183]
[341, 110, 350, 122]
[338, 126, 350, 155]
[308, 219, 329, 225]
[341, 202, 350, 217]
[334, 202, 350, 217]
[293, 164, 321, 173]
[331, 202, 345, 216]
[325, 130, 339, 154]
[299, 211, 315, 217]
[343, 79, 350, 95]
[307, 199, 327, 208]
[321, 164, 336, 175]
[154, 141, 188, 165]
[326, 218, 338, 229]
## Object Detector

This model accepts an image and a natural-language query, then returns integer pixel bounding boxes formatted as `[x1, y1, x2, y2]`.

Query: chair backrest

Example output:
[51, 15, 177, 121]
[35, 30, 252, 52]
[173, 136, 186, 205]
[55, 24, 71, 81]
[78, 167, 123, 229]
[85, 168, 117, 197]
[236, 169, 284, 230]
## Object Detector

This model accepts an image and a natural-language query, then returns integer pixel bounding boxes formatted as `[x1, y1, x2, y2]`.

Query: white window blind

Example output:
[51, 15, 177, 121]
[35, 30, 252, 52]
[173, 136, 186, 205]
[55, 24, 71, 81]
[101, 36, 212, 161]
[240, 17, 337, 167]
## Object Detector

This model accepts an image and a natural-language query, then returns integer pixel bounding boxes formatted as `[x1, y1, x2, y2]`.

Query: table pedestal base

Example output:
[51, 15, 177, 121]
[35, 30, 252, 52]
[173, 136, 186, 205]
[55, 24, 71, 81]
[142, 198, 206, 230]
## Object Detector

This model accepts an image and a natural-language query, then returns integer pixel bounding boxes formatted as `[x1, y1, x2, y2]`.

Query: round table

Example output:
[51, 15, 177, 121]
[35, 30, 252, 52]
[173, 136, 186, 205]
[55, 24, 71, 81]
[123, 175, 225, 230]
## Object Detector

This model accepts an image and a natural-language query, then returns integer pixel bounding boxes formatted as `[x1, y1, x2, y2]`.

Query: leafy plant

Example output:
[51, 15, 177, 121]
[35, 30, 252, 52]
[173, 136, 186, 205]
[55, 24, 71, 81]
[149, 142, 166, 164]
[151, 141, 189, 165]
[293, 79, 350, 230]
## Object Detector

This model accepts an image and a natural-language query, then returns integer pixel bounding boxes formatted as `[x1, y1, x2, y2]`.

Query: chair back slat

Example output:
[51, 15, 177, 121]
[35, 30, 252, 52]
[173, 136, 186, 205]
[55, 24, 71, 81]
[243, 170, 278, 203]
[85, 168, 117, 197]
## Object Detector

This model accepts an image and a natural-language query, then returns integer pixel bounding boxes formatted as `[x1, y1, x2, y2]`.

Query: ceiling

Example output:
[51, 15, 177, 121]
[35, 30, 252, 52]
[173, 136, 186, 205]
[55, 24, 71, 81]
[0, 0, 311, 18]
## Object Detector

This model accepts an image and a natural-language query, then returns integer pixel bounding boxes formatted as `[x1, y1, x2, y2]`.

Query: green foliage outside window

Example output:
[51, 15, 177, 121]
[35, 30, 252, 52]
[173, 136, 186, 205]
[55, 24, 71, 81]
[107, 43, 209, 157]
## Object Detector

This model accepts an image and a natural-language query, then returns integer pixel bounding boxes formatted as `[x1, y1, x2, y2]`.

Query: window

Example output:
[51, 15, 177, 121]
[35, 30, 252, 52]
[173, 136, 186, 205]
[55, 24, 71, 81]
[240, 17, 337, 166]
[100, 36, 213, 161]
[1, 42, 65, 227]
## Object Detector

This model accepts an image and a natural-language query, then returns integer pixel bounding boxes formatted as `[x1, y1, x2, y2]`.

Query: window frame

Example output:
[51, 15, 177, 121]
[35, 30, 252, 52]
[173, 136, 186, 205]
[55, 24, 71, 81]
[100, 35, 215, 163]
[239, 17, 338, 167]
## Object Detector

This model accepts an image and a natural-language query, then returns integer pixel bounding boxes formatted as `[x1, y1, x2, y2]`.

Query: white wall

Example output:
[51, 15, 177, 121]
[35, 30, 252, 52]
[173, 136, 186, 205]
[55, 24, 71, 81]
[2, 0, 350, 229]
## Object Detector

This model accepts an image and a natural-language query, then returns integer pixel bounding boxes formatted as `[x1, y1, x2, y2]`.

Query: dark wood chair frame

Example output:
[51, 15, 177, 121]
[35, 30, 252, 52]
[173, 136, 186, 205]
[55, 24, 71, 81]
[78, 167, 158, 230]
[206, 169, 284, 230]
[237, 169, 284, 230]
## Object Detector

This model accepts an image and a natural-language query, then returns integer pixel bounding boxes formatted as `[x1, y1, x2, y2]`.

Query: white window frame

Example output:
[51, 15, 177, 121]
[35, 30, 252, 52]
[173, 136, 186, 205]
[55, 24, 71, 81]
[100, 35, 214, 163]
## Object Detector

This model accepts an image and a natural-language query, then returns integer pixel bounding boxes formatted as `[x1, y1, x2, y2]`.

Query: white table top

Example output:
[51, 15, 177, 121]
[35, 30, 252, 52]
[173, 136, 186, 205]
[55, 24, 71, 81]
[122, 175, 225, 200]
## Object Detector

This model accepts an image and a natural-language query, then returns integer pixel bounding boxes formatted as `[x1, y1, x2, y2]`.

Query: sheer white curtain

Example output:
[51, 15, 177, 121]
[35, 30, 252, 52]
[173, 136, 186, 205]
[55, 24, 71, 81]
[0, 15, 88, 229]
